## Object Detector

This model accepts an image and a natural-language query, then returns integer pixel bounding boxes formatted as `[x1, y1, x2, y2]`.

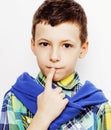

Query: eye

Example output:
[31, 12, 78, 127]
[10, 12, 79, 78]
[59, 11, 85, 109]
[39, 42, 49, 47]
[63, 43, 72, 48]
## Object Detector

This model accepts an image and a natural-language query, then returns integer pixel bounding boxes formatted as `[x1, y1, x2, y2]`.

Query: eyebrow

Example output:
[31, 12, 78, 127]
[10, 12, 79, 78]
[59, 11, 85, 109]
[36, 38, 76, 44]
[36, 38, 50, 43]
[60, 40, 74, 43]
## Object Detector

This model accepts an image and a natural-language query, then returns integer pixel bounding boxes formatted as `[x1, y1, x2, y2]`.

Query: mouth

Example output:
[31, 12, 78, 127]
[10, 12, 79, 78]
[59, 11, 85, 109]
[47, 66, 63, 70]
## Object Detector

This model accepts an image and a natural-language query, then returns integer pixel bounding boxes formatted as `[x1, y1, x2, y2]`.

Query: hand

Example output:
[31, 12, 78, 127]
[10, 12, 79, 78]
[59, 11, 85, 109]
[27, 69, 68, 130]
[37, 68, 69, 123]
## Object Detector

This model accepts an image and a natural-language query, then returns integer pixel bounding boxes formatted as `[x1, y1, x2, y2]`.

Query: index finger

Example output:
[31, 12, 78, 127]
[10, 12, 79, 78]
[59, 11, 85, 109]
[45, 68, 55, 90]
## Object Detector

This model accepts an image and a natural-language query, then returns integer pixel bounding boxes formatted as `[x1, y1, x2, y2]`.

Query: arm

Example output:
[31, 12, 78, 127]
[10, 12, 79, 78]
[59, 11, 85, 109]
[103, 103, 111, 130]
[97, 102, 111, 130]
[27, 68, 68, 130]
[27, 112, 51, 130]
[0, 92, 25, 130]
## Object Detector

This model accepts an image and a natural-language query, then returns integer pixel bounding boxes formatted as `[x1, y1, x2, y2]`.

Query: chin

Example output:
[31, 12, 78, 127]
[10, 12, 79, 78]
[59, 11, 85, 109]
[52, 75, 64, 82]
[53, 78, 61, 82]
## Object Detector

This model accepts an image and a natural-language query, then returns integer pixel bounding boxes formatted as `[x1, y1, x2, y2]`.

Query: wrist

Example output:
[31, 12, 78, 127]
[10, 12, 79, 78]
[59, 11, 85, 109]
[35, 112, 52, 127]
[27, 112, 51, 130]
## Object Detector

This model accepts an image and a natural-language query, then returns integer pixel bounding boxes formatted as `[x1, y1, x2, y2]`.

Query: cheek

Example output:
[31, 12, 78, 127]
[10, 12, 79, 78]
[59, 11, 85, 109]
[36, 56, 45, 66]
[64, 52, 79, 61]
[36, 51, 47, 60]
[64, 53, 79, 67]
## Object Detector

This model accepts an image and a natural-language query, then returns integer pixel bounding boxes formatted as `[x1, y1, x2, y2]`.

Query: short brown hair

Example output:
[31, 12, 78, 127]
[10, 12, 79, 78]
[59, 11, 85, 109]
[32, 0, 88, 45]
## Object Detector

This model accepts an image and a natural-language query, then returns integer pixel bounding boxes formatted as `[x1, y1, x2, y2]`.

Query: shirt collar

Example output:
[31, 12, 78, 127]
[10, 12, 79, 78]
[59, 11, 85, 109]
[36, 71, 80, 90]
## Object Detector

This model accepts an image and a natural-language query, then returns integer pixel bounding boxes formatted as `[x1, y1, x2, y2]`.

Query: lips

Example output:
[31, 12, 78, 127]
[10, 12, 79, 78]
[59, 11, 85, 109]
[47, 66, 63, 70]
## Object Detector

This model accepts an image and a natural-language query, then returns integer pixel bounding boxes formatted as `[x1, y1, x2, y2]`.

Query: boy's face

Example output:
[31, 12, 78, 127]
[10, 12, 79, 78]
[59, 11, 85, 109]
[31, 22, 88, 81]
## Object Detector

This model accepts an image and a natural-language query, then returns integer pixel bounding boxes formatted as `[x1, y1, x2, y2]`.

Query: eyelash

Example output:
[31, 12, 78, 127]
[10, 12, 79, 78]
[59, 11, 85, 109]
[39, 42, 72, 48]
[39, 42, 49, 46]
[63, 43, 72, 48]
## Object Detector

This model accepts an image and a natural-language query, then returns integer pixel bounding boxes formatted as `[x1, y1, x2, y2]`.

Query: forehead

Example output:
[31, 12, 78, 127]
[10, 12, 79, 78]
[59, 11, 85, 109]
[35, 22, 81, 43]
[35, 21, 80, 32]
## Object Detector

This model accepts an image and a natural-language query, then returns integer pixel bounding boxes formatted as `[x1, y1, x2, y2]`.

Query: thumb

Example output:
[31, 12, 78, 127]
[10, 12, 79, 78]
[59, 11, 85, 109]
[45, 68, 55, 90]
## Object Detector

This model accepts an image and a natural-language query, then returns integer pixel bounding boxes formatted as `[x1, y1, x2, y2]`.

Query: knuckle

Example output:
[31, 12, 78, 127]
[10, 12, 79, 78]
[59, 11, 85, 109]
[61, 93, 65, 97]
[65, 98, 69, 103]
[56, 87, 62, 92]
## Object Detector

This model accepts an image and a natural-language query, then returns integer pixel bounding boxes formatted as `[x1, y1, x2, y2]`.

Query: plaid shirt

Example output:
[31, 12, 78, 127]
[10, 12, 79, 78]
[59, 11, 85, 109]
[0, 74, 111, 130]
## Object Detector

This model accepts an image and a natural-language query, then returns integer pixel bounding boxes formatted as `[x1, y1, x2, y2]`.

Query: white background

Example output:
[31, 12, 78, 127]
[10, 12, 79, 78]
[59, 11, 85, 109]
[0, 0, 111, 109]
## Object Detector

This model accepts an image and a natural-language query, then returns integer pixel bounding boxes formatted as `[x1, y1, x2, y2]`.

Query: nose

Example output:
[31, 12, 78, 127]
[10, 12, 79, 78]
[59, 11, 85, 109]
[50, 47, 60, 62]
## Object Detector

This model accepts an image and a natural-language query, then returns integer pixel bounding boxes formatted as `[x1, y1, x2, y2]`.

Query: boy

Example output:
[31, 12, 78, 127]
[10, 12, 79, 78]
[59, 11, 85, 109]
[0, 0, 111, 130]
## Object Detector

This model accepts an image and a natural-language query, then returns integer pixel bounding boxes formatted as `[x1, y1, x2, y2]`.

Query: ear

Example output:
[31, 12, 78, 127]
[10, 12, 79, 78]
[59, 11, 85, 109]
[31, 38, 36, 56]
[79, 41, 89, 58]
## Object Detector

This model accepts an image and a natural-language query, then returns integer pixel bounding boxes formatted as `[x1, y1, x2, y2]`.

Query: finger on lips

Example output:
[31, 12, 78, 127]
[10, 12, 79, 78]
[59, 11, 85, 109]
[45, 68, 55, 90]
